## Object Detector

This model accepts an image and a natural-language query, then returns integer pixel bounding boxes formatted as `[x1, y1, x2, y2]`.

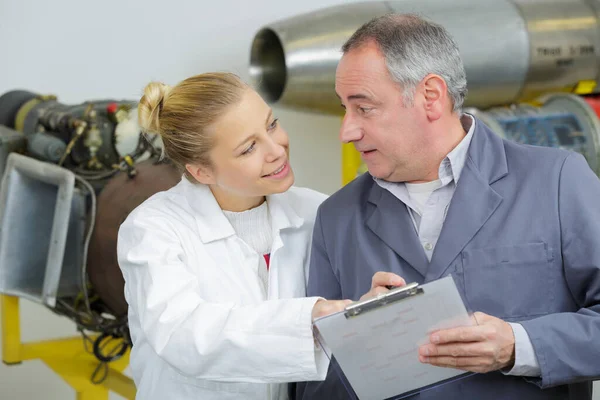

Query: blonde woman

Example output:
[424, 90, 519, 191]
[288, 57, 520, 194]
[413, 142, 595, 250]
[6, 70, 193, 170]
[116, 73, 355, 400]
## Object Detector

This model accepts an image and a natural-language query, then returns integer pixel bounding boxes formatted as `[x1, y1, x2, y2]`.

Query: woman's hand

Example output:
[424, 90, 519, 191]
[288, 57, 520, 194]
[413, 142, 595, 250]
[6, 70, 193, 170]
[311, 272, 405, 321]
[311, 299, 353, 321]
[359, 272, 406, 301]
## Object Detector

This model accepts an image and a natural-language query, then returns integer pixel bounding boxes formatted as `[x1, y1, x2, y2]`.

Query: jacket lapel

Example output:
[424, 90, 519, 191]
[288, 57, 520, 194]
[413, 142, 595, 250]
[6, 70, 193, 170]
[366, 184, 430, 278]
[425, 119, 508, 281]
[425, 159, 502, 281]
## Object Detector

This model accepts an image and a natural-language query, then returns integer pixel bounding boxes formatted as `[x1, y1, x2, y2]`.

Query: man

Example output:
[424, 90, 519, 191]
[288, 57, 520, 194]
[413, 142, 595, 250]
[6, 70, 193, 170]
[296, 13, 600, 400]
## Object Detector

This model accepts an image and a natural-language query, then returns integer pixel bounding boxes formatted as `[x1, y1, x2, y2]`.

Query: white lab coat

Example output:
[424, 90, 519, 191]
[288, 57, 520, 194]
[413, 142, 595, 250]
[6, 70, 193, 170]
[117, 177, 330, 400]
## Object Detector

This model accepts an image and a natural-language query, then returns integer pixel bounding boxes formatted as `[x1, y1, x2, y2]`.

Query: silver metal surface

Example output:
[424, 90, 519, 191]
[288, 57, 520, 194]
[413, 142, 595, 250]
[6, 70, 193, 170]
[250, 0, 600, 114]
[387, 0, 529, 109]
[251, 2, 392, 114]
[0, 153, 85, 308]
[467, 93, 600, 174]
[344, 282, 423, 318]
[586, 0, 600, 84]
[0, 126, 27, 177]
[514, 0, 600, 100]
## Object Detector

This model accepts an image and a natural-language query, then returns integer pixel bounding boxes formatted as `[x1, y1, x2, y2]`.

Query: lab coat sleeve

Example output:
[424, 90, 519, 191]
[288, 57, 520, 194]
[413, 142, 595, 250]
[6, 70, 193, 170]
[117, 211, 328, 382]
[294, 203, 353, 400]
[520, 152, 600, 388]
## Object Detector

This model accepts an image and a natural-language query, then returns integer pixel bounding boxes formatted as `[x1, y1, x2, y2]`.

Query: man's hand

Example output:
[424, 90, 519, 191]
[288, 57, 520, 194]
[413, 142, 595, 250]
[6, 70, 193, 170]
[359, 272, 406, 301]
[418, 312, 516, 373]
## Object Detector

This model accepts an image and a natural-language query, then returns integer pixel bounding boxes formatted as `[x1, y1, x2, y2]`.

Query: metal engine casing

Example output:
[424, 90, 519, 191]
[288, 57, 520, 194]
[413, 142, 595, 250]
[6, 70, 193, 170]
[250, 0, 600, 114]
[0, 90, 179, 323]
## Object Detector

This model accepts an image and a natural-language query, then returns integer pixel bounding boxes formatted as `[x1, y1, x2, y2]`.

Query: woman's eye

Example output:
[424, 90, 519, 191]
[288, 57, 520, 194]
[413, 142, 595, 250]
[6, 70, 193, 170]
[241, 141, 256, 155]
[268, 118, 279, 130]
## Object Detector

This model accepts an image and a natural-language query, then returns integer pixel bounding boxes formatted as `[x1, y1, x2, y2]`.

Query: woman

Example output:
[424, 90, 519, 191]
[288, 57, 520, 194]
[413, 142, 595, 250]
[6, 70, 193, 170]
[116, 72, 352, 400]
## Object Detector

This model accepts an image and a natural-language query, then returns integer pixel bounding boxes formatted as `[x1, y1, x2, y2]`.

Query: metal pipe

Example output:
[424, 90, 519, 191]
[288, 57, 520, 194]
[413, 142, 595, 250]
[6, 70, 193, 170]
[250, 0, 600, 114]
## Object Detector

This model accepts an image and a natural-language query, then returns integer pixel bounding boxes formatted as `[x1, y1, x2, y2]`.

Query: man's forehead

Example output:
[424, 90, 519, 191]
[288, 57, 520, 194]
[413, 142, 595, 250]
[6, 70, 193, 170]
[337, 51, 375, 73]
[335, 63, 390, 97]
[337, 48, 388, 81]
[335, 78, 380, 103]
[339, 41, 383, 63]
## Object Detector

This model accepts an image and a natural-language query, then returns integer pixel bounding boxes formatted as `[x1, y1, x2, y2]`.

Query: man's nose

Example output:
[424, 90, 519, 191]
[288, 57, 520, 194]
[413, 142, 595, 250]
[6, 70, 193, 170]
[339, 114, 363, 143]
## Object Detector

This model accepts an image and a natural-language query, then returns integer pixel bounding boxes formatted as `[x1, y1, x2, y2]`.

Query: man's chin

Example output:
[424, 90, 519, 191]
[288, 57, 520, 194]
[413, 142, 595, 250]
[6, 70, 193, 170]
[367, 166, 394, 181]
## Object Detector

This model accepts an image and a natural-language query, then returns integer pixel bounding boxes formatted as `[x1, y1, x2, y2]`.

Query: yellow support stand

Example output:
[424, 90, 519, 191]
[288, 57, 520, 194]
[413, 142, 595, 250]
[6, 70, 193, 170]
[341, 142, 363, 186]
[1, 294, 136, 399]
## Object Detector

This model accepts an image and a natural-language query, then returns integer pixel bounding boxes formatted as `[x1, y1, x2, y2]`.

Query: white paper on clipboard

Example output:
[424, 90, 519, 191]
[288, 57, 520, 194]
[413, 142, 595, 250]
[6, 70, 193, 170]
[313, 276, 475, 400]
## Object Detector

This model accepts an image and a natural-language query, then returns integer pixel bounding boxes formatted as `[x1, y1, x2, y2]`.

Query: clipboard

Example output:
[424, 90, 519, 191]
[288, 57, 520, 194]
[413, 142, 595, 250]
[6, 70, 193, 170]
[313, 276, 475, 400]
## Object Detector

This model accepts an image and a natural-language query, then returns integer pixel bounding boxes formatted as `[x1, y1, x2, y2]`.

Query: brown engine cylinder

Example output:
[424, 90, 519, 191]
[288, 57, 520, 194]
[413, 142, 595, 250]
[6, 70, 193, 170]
[87, 160, 180, 317]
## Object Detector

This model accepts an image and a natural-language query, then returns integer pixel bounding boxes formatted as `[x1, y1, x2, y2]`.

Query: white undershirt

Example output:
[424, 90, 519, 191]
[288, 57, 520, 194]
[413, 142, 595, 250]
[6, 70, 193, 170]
[222, 201, 272, 295]
[405, 179, 443, 231]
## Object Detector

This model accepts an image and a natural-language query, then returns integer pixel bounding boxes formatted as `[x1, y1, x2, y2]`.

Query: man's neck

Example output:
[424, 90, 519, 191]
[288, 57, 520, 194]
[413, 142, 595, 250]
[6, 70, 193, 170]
[410, 115, 467, 183]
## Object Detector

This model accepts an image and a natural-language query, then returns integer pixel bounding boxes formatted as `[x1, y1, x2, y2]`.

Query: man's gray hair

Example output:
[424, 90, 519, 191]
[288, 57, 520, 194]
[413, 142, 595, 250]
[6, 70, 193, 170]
[342, 13, 468, 113]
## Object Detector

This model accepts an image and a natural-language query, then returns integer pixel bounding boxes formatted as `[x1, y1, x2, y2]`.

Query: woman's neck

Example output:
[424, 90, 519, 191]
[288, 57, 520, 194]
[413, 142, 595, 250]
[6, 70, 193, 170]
[209, 185, 265, 212]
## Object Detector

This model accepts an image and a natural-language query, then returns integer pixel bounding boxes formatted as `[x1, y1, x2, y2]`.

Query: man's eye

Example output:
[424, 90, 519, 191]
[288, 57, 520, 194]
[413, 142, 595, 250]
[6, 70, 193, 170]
[241, 141, 256, 155]
[359, 107, 372, 114]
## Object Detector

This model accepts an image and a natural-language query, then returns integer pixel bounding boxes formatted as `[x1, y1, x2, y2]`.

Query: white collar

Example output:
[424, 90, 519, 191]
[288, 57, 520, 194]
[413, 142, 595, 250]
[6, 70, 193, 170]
[441, 113, 476, 185]
[179, 178, 303, 243]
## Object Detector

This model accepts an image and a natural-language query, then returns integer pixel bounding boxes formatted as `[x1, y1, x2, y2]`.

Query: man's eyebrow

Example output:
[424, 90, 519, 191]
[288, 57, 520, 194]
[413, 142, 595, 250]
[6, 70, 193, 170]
[348, 94, 372, 101]
[336, 92, 373, 101]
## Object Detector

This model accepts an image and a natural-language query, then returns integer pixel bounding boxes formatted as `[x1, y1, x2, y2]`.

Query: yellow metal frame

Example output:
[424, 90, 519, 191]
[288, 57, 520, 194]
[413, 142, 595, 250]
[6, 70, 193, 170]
[341, 142, 362, 185]
[1, 294, 136, 400]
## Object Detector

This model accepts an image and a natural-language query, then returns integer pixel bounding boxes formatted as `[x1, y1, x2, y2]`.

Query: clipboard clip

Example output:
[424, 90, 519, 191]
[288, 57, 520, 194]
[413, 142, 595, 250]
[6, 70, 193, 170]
[344, 282, 424, 318]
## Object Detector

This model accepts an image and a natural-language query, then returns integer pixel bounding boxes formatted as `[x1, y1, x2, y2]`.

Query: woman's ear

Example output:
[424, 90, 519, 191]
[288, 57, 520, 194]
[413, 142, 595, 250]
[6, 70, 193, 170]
[185, 163, 215, 185]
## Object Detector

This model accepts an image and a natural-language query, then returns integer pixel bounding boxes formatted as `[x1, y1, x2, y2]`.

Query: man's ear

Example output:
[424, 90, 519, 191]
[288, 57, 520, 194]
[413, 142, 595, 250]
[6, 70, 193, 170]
[185, 163, 215, 185]
[421, 74, 448, 121]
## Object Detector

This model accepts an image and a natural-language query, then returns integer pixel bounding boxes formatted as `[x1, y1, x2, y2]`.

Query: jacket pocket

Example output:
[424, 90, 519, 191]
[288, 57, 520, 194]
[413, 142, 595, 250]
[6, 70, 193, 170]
[173, 373, 261, 394]
[461, 242, 554, 320]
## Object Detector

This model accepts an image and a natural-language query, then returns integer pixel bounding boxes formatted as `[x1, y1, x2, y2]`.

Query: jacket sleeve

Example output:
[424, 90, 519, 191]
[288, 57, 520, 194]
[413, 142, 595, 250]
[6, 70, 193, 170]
[117, 210, 328, 382]
[306, 206, 343, 300]
[520, 152, 600, 388]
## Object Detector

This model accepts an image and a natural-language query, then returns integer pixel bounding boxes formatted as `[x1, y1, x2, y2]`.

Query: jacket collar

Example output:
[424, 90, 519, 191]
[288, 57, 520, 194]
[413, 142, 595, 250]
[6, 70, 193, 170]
[365, 116, 508, 279]
[180, 178, 303, 244]
[465, 114, 508, 185]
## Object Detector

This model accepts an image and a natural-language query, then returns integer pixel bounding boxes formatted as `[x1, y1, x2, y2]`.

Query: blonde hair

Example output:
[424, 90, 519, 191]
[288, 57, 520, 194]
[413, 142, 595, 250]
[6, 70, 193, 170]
[138, 72, 247, 180]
